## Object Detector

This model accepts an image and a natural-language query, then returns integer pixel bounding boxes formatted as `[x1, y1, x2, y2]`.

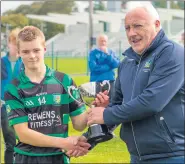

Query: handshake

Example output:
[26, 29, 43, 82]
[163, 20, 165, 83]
[61, 135, 91, 158]
[62, 91, 110, 158]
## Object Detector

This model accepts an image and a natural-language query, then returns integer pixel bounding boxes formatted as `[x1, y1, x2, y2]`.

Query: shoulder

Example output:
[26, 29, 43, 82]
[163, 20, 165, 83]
[90, 48, 99, 54]
[54, 71, 73, 86]
[5, 78, 21, 98]
[154, 39, 183, 61]
[1, 55, 7, 63]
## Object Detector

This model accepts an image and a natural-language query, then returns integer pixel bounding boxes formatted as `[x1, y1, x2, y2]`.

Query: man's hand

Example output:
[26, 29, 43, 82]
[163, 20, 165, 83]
[65, 136, 91, 158]
[92, 90, 110, 107]
[87, 107, 105, 126]
[99, 46, 108, 54]
[62, 136, 90, 152]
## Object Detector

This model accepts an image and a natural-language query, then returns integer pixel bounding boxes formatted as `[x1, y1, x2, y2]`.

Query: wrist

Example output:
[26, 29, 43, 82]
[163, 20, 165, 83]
[54, 137, 66, 149]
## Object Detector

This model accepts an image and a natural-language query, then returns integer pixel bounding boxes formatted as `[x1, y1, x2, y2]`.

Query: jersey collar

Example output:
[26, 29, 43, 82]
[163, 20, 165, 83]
[20, 65, 53, 84]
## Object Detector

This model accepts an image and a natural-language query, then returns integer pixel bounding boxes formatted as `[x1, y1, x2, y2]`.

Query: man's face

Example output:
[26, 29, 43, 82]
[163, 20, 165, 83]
[125, 9, 159, 54]
[8, 42, 18, 58]
[18, 38, 46, 70]
[98, 36, 108, 48]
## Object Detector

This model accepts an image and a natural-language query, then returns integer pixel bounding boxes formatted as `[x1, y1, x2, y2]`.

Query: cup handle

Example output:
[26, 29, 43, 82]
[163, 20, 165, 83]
[100, 80, 110, 93]
[67, 86, 83, 104]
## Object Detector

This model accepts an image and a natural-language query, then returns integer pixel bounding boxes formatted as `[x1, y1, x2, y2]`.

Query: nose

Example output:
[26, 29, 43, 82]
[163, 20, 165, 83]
[127, 27, 137, 37]
[29, 51, 36, 58]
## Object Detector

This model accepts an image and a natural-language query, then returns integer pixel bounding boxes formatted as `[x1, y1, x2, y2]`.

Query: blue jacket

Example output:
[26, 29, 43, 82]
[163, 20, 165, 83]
[88, 48, 120, 82]
[103, 30, 184, 160]
[1, 53, 23, 100]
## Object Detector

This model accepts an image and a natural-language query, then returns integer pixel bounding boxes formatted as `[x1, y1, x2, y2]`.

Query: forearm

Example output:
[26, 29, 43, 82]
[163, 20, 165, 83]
[72, 112, 88, 131]
[89, 62, 110, 73]
[106, 52, 120, 69]
[14, 125, 65, 149]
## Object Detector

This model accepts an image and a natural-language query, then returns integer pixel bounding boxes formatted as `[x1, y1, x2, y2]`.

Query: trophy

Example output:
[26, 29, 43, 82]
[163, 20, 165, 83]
[68, 80, 114, 144]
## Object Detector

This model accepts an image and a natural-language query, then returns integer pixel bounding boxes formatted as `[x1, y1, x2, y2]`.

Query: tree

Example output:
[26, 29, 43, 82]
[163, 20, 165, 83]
[153, 1, 166, 8]
[44, 22, 64, 40]
[37, 0, 74, 15]
[94, 2, 106, 11]
[3, 0, 74, 15]
[1, 14, 29, 32]
[1, 0, 74, 40]
[153, 0, 184, 9]
[177, 1, 184, 10]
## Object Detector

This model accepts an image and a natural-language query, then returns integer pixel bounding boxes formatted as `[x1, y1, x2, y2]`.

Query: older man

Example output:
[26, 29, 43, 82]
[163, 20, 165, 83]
[87, 5, 184, 163]
[88, 34, 120, 100]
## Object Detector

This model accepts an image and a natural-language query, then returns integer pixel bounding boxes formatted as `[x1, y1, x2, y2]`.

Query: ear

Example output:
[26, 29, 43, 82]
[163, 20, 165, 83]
[155, 20, 161, 29]
[44, 47, 46, 52]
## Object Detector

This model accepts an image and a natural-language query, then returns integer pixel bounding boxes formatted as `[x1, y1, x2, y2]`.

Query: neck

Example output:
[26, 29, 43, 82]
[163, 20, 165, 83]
[8, 55, 18, 62]
[25, 65, 46, 83]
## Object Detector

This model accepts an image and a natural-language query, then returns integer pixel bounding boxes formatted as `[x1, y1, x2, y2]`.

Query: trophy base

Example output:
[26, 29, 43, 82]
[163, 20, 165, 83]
[87, 124, 113, 144]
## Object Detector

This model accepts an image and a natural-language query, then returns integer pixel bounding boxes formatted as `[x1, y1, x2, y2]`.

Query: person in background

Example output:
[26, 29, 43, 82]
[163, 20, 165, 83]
[181, 31, 184, 45]
[1, 28, 23, 164]
[4, 26, 91, 164]
[88, 34, 120, 100]
[87, 4, 184, 164]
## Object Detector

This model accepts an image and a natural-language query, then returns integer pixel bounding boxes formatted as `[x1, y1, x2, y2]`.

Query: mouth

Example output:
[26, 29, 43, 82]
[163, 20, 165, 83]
[131, 38, 142, 45]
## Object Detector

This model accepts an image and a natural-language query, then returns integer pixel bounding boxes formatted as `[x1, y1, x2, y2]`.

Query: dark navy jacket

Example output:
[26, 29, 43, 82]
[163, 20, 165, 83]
[103, 30, 184, 160]
[88, 48, 120, 82]
[1, 53, 22, 100]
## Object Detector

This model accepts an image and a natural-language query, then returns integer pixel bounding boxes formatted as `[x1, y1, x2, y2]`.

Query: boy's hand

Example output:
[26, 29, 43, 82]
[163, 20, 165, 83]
[65, 136, 90, 158]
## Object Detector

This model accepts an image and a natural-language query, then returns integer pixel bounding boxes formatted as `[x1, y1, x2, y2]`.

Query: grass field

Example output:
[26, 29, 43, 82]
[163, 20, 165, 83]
[45, 57, 88, 75]
[1, 124, 130, 163]
[1, 57, 130, 163]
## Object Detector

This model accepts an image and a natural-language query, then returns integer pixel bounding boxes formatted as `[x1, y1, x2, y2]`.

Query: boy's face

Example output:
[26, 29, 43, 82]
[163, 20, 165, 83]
[18, 38, 46, 70]
[8, 42, 18, 58]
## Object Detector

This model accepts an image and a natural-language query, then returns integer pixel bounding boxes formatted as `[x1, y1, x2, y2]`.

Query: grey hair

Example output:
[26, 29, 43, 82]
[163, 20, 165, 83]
[96, 34, 108, 45]
[127, 3, 161, 29]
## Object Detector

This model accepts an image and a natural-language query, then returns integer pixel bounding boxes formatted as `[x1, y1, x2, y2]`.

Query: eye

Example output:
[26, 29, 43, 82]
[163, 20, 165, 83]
[133, 24, 142, 29]
[34, 49, 40, 53]
[22, 50, 29, 54]
[125, 26, 130, 31]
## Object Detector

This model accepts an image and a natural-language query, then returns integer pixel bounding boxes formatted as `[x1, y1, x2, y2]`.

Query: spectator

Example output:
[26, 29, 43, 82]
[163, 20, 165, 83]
[1, 28, 23, 164]
[88, 34, 120, 99]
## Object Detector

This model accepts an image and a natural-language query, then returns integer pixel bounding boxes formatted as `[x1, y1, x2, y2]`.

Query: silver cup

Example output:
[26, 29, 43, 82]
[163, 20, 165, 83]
[68, 80, 113, 144]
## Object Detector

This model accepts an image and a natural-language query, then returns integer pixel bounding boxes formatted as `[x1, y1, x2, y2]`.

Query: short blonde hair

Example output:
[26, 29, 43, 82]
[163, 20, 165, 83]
[17, 26, 45, 51]
[8, 28, 21, 44]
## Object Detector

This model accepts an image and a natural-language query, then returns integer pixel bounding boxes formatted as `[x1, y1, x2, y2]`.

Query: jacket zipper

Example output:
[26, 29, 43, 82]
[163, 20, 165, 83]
[160, 117, 175, 143]
[130, 56, 142, 160]
[129, 41, 156, 160]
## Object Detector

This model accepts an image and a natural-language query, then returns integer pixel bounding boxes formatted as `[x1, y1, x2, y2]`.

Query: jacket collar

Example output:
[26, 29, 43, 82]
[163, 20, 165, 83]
[5, 52, 22, 63]
[123, 29, 167, 62]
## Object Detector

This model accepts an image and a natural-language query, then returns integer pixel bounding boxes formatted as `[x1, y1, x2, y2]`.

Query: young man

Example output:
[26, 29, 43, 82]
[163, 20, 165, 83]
[4, 26, 90, 164]
[1, 28, 23, 164]
[88, 34, 120, 99]
[87, 5, 184, 163]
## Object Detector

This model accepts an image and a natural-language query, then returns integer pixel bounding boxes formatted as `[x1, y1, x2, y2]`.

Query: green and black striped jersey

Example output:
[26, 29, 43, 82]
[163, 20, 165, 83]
[4, 65, 86, 156]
